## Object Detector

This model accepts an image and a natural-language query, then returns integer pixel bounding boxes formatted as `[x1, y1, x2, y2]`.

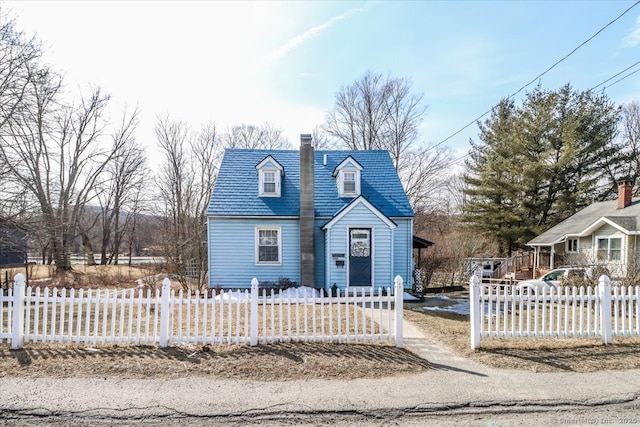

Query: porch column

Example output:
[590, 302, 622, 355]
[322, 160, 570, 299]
[550, 246, 555, 270]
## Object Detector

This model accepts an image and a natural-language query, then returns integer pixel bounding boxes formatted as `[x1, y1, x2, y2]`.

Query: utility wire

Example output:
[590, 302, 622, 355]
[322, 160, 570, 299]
[604, 67, 640, 89]
[443, 58, 640, 171]
[431, 0, 640, 152]
[592, 59, 640, 90]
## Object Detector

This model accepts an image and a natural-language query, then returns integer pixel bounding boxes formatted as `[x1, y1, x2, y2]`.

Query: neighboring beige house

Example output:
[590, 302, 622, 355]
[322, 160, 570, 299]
[527, 181, 640, 279]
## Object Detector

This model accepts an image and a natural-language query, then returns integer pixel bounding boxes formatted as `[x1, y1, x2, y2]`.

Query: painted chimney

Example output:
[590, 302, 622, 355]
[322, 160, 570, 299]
[618, 180, 634, 209]
[299, 134, 315, 287]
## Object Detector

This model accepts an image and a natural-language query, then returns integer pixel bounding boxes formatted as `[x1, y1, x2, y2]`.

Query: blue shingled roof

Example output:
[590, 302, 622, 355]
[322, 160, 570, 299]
[206, 149, 413, 218]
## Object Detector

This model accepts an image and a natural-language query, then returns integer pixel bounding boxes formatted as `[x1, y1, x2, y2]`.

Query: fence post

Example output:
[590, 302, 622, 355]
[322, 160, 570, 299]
[394, 275, 403, 348]
[11, 273, 26, 350]
[598, 275, 612, 344]
[159, 278, 171, 348]
[250, 278, 259, 346]
[470, 275, 481, 350]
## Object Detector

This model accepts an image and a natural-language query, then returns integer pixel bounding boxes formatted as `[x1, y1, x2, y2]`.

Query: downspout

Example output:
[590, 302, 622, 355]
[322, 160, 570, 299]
[207, 217, 212, 288]
[390, 226, 395, 289]
[326, 230, 331, 292]
[404, 218, 409, 289]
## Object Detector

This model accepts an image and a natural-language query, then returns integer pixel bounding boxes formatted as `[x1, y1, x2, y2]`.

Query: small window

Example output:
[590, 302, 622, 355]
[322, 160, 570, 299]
[256, 227, 281, 264]
[263, 171, 276, 194]
[343, 172, 356, 194]
[566, 238, 578, 253]
[259, 169, 280, 197]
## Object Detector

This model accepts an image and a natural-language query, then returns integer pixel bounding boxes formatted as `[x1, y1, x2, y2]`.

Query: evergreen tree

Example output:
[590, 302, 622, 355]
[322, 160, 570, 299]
[462, 84, 622, 254]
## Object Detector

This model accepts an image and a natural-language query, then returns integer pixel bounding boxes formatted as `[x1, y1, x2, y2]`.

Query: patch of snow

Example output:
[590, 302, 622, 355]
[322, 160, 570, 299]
[421, 303, 470, 316]
[414, 296, 470, 316]
[403, 292, 420, 301]
[214, 290, 250, 301]
[271, 286, 321, 299]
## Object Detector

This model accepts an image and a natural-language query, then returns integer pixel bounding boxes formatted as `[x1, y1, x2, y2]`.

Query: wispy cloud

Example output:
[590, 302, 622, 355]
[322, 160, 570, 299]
[262, 7, 364, 65]
[622, 16, 640, 47]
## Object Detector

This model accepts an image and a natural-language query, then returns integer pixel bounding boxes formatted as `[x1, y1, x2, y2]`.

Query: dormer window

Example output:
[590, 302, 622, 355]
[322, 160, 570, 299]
[343, 172, 356, 194]
[256, 155, 283, 197]
[333, 155, 362, 198]
[263, 171, 276, 194]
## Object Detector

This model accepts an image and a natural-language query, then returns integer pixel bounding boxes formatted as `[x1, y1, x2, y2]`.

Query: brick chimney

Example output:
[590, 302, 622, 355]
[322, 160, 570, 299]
[299, 134, 315, 287]
[618, 180, 634, 209]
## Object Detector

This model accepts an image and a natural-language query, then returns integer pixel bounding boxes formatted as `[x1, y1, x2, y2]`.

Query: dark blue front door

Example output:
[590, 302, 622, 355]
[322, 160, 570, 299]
[349, 228, 371, 286]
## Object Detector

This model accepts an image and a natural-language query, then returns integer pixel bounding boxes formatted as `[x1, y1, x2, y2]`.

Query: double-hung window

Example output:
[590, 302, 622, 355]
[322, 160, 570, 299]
[263, 171, 276, 194]
[343, 172, 356, 195]
[256, 227, 281, 264]
[597, 237, 622, 261]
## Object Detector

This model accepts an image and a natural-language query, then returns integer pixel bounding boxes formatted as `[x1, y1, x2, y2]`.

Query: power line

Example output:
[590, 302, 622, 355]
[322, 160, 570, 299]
[431, 0, 640, 152]
[592, 59, 640, 90]
[446, 58, 640, 169]
[445, 65, 640, 170]
[603, 65, 640, 91]
[442, 58, 640, 170]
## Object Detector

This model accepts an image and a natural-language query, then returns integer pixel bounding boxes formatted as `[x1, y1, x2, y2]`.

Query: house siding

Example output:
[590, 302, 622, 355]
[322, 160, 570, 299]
[208, 218, 300, 288]
[324, 203, 394, 292]
[579, 236, 591, 253]
[585, 224, 627, 278]
[314, 219, 327, 289]
[393, 218, 413, 289]
[629, 234, 640, 277]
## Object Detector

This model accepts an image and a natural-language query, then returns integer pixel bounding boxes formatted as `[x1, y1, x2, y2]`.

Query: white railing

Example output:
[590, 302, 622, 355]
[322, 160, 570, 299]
[470, 275, 640, 349]
[2, 274, 404, 349]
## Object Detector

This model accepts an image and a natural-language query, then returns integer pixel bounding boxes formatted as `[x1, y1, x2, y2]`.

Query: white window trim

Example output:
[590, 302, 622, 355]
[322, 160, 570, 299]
[255, 226, 282, 265]
[338, 169, 360, 197]
[566, 238, 579, 253]
[259, 169, 281, 197]
[595, 236, 623, 263]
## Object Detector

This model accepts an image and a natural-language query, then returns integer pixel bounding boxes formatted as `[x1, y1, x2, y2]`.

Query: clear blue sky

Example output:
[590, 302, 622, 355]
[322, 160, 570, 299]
[4, 1, 640, 163]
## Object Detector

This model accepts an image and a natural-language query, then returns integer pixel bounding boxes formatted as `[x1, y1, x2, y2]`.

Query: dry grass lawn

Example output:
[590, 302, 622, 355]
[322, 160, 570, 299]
[2, 265, 640, 379]
[403, 305, 640, 373]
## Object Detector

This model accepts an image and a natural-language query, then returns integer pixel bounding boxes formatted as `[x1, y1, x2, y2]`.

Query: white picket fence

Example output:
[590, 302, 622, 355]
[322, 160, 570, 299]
[470, 275, 640, 349]
[1, 274, 404, 349]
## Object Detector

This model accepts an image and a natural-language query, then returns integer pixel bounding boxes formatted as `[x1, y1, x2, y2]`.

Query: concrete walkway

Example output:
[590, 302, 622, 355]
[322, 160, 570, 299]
[402, 313, 478, 370]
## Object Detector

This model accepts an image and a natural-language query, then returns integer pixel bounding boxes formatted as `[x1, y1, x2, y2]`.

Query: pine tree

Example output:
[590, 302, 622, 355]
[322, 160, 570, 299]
[462, 84, 621, 254]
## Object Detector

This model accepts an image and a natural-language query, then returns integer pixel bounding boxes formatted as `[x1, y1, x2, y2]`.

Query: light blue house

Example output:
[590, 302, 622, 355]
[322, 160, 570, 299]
[206, 135, 415, 293]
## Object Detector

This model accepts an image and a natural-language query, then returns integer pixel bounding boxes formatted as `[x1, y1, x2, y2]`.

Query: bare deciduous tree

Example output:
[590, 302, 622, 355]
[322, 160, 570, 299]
[323, 70, 427, 169]
[0, 17, 43, 225]
[604, 101, 640, 191]
[155, 115, 221, 291]
[0, 17, 41, 131]
[322, 71, 455, 214]
[223, 122, 291, 149]
[399, 146, 453, 213]
[95, 108, 147, 265]
[0, 59, 122, 271]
